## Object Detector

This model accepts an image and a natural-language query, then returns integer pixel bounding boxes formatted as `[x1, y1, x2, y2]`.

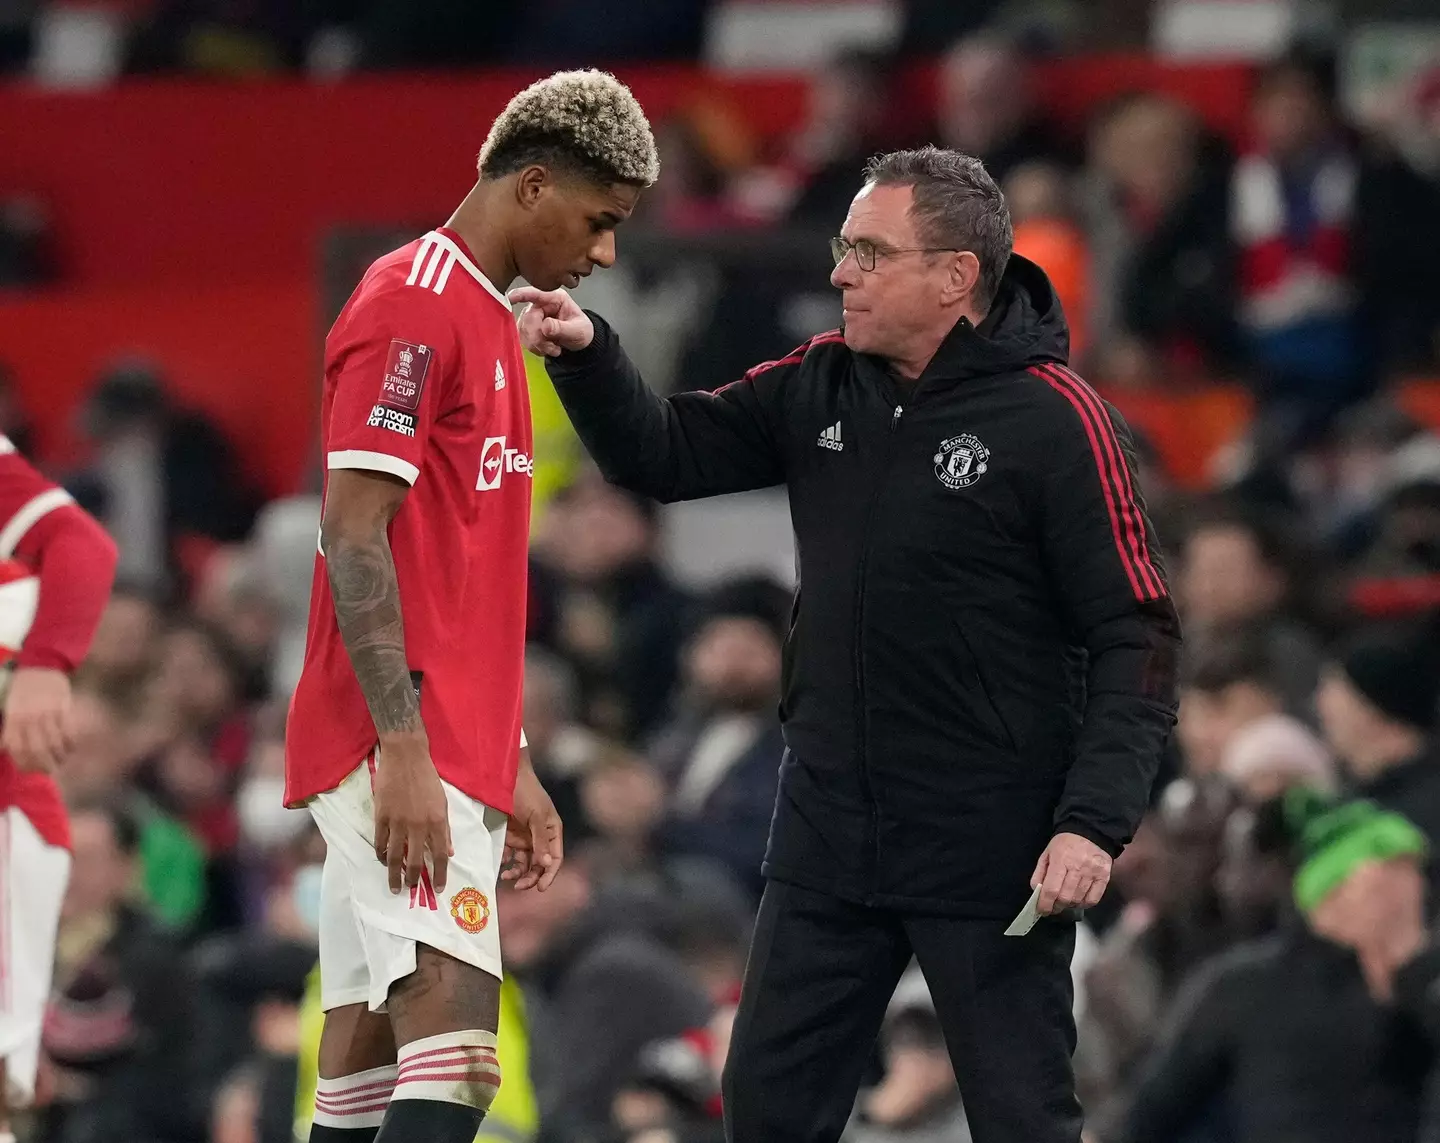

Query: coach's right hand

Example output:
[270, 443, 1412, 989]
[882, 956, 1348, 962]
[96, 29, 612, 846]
[374, 732, 452, 895]
[509, 286, 594, 356]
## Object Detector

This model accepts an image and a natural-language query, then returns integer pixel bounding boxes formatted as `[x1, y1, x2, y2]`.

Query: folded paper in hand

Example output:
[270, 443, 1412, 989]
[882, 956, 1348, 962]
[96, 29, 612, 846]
[1004, 885, 1043, 937]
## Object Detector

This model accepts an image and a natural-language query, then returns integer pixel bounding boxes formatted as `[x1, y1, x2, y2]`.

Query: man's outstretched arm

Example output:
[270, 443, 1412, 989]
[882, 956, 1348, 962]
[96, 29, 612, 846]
[514, 286, 802, 503]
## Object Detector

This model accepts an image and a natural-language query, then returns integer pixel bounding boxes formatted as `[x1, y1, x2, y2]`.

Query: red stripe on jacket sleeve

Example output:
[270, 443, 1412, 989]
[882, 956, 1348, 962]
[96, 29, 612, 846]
[1031, 364, 1166, 601]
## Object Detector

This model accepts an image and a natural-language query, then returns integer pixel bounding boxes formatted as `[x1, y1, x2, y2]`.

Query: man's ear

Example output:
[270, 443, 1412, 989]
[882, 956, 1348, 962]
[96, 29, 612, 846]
[945, 251, 982, 306]
[515, 164, 550, 209]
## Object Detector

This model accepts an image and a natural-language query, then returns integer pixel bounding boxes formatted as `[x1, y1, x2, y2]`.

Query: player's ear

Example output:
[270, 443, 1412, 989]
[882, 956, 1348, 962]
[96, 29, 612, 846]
[514, 164, 550, 210]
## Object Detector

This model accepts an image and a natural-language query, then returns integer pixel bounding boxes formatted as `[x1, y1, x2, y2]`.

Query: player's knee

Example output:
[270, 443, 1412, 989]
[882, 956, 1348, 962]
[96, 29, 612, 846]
[393, 1030, 500, 1114]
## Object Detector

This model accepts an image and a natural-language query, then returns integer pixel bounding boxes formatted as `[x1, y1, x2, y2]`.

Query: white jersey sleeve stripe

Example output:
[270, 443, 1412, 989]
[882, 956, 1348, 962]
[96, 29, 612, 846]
[418, 244, 444, 289]
[327, 450, 419, 487]
[0, 487, 74, 559]
[406, 237, 435, 286]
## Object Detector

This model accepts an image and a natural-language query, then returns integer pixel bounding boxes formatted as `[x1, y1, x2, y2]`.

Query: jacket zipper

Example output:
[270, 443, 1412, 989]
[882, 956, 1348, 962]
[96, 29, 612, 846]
[853, 402, 903, 899]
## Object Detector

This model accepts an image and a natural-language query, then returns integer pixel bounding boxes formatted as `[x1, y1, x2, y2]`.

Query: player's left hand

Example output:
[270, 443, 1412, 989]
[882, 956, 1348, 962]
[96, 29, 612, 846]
[503, 750, 564, 891]
[1032, 832, 1112, 915]
[3, 666, 74, 773]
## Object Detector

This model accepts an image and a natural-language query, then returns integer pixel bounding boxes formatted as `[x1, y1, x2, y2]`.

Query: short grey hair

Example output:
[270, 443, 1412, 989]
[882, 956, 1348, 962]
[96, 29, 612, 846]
[863, 146, 1013, 309]
[479, 69, 660, 187]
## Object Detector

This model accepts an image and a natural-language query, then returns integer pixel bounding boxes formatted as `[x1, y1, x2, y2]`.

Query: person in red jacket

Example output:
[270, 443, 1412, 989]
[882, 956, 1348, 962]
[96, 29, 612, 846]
[0, 434, 117, 1142]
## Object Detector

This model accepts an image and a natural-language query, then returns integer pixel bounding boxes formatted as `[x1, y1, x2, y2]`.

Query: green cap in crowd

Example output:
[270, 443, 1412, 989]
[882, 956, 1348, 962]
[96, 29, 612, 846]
[1283, 786, 1429, 914]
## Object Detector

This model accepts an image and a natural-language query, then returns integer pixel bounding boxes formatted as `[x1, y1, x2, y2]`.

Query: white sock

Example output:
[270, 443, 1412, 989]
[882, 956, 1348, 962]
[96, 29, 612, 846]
[391, 1030, 500, 1108]
[313, 1063, 398, 1130]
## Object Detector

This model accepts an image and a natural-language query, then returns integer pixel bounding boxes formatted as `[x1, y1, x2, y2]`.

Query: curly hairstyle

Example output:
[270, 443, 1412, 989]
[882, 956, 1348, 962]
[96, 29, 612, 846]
[478, 69, 659, 187]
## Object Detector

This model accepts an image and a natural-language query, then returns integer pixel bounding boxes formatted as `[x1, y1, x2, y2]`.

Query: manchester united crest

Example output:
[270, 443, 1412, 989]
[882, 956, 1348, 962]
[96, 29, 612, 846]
[450, 887, 490, 934]
[933, 434, 990, 489]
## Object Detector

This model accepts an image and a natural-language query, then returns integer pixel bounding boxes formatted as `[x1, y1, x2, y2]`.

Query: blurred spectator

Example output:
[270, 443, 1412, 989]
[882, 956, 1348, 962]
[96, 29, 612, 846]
[523, 644, 609, 847]
[1316, 623, 1440, 871]
[610, 1027, 725, 1143]
[1176, 630, 1288, 779]
[666, 863, 752, 1010]
[1352, 443, 1440, 588]
[843, 966, 970, 1143]
[935, 34, 1069, 186]
[1214, 800, 1295, 940]
[1176, 501, 1308, 630]
[77, 582, 163, 708]
[499, 848, 711, 1142]
[1083, 93, 1236, 385]
[579, 747, 668, 874]
[242, 494, 322, 700]
[1077, 779, 1237, 1131]
[783, 49, 899, 228]
[1234, 48, 1440, 444]
[643, 113, 757, 233]
[38, 801, 203, 1143]
[193, 552, 280, 703]
[529, 470, 692, 740]
[141, 617, 249, 750]
[189, 891, 316, 1143]
[133, 617, 253, 931]
[1219, 713, 1336, 804]
[1174, 501, 1323, 707]
[65, 362, 259, 595]
[46, 689, 210, 932]
[1322, 399, 1435, 558]
[1005, 161, 1092, 362]
[233, 708, 310, 875]
[648, 575, 789, 898]
[1107, 791, 1432, 1143]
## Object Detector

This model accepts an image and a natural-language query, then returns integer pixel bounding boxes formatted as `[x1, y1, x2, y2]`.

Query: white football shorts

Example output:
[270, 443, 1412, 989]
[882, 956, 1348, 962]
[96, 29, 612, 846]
[307, 752, 507, 1013]
[0, 806, 71, 1107]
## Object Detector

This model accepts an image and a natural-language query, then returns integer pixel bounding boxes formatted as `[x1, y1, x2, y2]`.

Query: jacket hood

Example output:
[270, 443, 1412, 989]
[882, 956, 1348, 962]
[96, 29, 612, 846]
[890, 253, 1071, 386]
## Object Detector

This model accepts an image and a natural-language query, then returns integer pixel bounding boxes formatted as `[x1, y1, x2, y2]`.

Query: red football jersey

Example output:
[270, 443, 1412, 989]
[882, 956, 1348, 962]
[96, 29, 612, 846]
[0, 436, 119, 849]
[285, 228, 533, 813]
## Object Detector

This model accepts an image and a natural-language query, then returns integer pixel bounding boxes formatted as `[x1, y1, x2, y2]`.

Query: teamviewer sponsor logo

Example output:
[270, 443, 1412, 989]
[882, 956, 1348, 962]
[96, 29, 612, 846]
[476, 435, 534, 491]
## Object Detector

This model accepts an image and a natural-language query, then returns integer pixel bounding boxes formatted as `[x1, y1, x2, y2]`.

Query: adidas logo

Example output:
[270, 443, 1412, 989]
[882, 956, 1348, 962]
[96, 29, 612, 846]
[494, 360, 506, 390]
[817, 421, 844, 451]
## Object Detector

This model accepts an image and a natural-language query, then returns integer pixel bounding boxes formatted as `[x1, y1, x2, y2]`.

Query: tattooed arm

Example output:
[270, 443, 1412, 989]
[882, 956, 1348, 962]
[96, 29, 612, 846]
[321, 468, 451, 893]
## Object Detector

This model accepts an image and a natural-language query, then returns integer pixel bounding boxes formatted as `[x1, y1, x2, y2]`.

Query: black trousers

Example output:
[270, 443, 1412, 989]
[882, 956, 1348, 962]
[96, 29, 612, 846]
[722, 881, 1083, 1143]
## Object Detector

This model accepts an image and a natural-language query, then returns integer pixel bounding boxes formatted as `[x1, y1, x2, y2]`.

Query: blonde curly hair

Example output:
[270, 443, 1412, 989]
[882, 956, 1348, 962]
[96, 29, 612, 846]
[479, 69, 659, 187]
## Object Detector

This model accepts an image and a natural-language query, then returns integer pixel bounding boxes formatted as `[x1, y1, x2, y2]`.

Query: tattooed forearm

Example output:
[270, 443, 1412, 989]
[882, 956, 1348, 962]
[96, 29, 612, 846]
[326, 527, 420, 736]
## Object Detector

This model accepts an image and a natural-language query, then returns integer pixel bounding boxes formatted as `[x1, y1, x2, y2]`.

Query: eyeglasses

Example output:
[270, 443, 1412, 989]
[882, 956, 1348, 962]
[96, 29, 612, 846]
[829, 236, 964, 272]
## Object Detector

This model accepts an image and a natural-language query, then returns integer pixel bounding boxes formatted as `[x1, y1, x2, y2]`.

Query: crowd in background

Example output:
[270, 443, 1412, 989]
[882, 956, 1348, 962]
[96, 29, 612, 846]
[3, 1, 1440, 1142]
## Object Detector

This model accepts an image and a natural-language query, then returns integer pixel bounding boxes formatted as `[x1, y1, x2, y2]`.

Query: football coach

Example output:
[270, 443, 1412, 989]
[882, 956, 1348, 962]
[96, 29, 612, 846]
[511, 145, 1181, 1143]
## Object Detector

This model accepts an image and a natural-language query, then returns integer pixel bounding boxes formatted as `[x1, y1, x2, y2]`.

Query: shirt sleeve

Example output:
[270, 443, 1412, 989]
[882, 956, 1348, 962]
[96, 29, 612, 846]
[13, 503, 118, 671]
[0, 445, 119, 673]
[1033, 366, 1181, 856]
[325, 287, 459, 486]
